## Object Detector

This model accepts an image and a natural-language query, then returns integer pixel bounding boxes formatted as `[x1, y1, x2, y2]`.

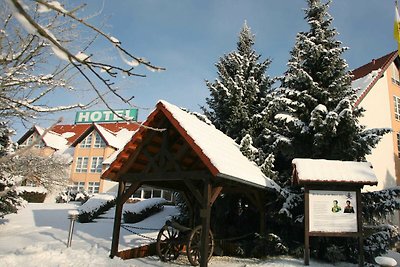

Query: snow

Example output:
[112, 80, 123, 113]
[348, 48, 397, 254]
[352, 69, 381, 98]
[95, 124, 135, 150]
[61, 132, 75, 138]
[292, 158, 378, 184]
[75, 52, 90, 62]
[35, 126, 69, 151]
[0, 202, 360, 267]
[374, 256, 397, 266]
[123, 198, 166, 214]
[159, 100, 280, 190]
[16, 186, 47, 194]
[78, 193, 115, 213]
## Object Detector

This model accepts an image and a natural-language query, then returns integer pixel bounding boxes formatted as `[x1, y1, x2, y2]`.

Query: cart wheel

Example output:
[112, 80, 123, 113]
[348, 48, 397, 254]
[156, 225, 181, 261]
[186, 225, 214, 266]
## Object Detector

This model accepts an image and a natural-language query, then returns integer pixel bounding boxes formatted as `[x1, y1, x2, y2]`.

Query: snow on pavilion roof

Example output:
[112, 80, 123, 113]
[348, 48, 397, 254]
[103, 100, 280, 190]
[292, 158, 378, 185]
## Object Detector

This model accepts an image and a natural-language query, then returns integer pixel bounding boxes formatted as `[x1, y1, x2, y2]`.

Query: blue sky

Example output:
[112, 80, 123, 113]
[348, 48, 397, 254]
[12, 0, 397, 138]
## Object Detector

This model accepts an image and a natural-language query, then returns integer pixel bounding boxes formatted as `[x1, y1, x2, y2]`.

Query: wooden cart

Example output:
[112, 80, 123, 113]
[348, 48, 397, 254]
[156, 220, 214, 266]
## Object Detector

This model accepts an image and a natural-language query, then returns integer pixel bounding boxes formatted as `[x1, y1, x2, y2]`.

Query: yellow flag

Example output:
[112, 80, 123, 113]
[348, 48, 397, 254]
[395, 5, 400, 55]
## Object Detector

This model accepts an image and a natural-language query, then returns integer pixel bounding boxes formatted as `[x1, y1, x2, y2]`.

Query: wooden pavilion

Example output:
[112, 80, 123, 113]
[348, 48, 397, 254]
[102, 100, 279, 267]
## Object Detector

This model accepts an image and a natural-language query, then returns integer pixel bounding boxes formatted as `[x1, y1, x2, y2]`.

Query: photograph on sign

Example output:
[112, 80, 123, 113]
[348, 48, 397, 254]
[309, 190, 357, 233]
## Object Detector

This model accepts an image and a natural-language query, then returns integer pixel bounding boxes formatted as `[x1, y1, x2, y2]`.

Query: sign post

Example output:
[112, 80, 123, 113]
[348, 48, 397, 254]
[291, 158, 378, 267]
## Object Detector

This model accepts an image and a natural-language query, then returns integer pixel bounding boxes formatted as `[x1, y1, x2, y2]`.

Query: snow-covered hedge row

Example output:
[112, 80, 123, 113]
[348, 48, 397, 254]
[16, 186, 47, 203]
[123, 198, 166, 223]
[78, 193, 116, 223]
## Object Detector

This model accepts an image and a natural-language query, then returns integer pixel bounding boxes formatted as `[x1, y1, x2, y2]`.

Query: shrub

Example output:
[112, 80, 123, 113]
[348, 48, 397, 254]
[78, 193, 116, 223]
[16, 186, 47, 203]
[56, 189, 89, 203]
[123, 198, 166, 223]
[249, 233, 289, 258]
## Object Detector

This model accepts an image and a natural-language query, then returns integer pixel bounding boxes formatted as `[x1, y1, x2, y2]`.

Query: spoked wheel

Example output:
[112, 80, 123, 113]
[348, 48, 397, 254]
[156, 225, 181, 262]
[186, 225, 214, 266]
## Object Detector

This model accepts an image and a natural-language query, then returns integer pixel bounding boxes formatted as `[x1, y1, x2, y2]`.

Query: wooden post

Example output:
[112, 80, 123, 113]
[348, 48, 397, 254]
[110, 180, 125, 258]
[356, 190, 364, 267]
[304, 187, 310, 266]
[200, 181, 211, 267]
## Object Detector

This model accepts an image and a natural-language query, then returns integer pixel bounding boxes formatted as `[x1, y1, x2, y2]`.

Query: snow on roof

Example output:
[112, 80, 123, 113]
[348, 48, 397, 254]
[94, 124, 136, 150]
[35, 126, 69, 151]
[292, 158, 378, 185]
[351, 51, 397, 106]
[160, 100, 280, 190]
[352, 69, 381, 98]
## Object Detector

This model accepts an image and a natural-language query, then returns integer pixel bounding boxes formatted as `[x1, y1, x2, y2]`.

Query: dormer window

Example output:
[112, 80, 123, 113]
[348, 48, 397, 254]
[80, 133, 92, 148]
[21, 133, 45, 148]
[94, 132, 106, 148]
[392, 59, 400, 85]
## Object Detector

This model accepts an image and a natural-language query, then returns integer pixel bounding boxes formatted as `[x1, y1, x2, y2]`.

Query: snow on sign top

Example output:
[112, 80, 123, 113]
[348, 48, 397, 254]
[292, 158, 378, 185]
[159, 100, 280, 190]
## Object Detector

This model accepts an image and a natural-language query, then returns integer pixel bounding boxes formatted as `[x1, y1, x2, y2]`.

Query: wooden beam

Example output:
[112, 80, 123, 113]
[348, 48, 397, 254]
[184, 179, 204, 205]
[200, 181, 211, 267]
[210, 186, 222, 206]
[122, 170, 210, 182]
[304, 186, 310, 266]
[121, 182, 141, 204]
[357, 190, 364, 267]
[110, 181, 126, 258]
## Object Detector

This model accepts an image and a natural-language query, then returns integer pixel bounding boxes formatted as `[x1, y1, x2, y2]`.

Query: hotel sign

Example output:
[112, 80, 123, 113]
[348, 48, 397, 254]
[75, 109, 138, 124]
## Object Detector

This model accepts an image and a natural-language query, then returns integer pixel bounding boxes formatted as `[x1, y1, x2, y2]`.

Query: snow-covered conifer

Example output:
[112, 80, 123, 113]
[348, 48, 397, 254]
[262, 0, 389, 176]
[203, 22, 275, 143]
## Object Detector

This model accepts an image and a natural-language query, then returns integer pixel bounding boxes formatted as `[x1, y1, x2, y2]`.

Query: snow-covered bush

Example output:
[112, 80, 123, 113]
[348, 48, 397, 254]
[123, 198, 166, 223]
[56, 189, 89, 203]
[325, 244, 345, 263]
[364, 224, 400, 263]
[78, 194, 116, 223]
[249, 233, 289, 258]
[16, 186, 47, 203]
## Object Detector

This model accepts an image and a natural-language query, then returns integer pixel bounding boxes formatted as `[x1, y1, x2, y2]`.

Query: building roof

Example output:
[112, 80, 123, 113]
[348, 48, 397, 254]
[351, 51, 397, 106]
[292, 158, 378, 186]
[103, 100, 280, 190]
[50, 122, 139, 145]
[18, 122, 140, 151]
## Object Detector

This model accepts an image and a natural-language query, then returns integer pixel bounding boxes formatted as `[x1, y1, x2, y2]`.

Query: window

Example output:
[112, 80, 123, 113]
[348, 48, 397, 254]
[90, 157, 103, 173]
[75, 157, 89, 173]
[72, 182, 85, 191]
[152, 189, 162, 198]
[35, 139, 45, 148]
[162, 190, 173, 201]
[394, 96, 400, 121]
[88, 182, 100, 194]
[393, 64, 400, 85]
[80, 134, 92, 148]
[22, 133, 45, 148]
[94, 132, 106, 148]
[24, 135, 35, 146]
[398, 133, 400, 158]
[143, 189, 152, 199]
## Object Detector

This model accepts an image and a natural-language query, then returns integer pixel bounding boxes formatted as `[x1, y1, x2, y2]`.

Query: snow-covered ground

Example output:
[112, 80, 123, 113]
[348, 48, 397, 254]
[0, 202, 373, 266]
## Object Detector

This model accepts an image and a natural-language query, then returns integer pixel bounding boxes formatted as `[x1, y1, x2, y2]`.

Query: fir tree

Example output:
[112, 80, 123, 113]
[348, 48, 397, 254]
[0, 122, 25, 218]
[203, 21, 275, 143]
[261, 0, 389, 178]
[261, 0, 393, 263]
